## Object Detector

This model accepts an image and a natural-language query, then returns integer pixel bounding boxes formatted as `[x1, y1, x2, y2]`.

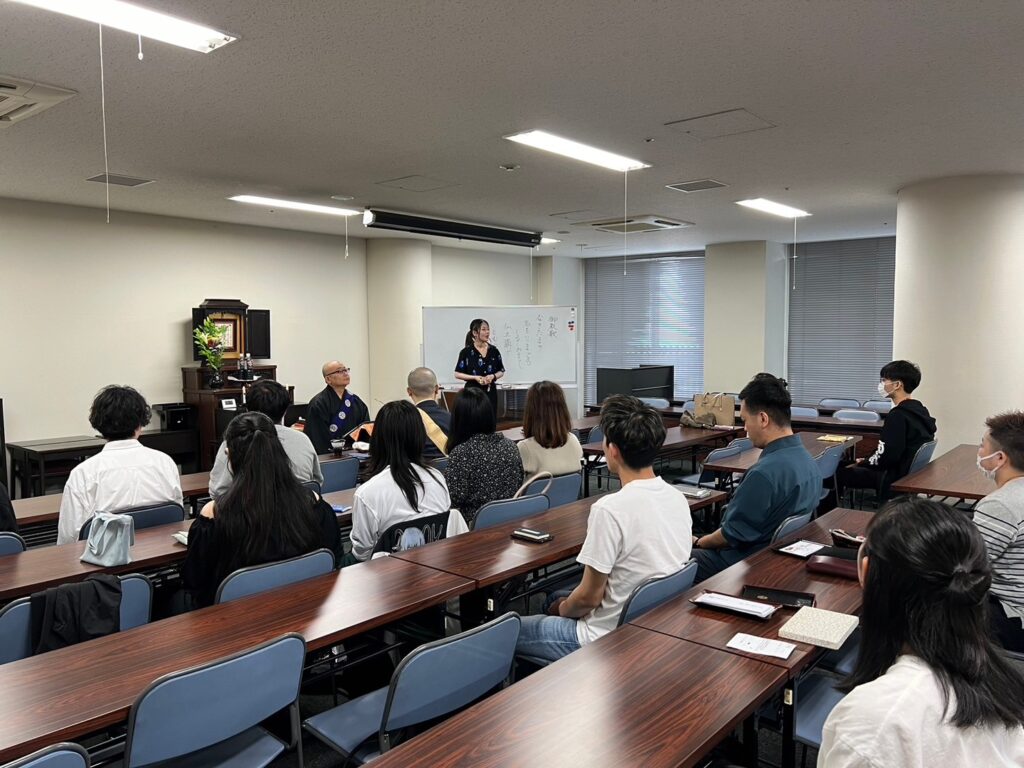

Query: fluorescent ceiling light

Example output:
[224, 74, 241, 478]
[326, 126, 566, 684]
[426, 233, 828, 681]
[735, 198, 811, 218]
[540, 237, 560, 244]
[230, 195, 361, 217]
[12, 0, 237, 53]
[505, 130, 650, 172]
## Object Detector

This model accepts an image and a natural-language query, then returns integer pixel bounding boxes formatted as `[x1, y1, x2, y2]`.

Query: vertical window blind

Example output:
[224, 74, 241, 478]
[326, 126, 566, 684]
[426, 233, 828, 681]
[584, 253, 705, 403]
[786, 237, 896, 404]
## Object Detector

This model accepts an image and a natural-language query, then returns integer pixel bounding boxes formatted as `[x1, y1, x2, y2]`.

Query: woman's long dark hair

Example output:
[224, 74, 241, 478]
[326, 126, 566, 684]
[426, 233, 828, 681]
[446, 387, 496, 454]
[464, 318, 487, 348]
[368, 400, 443, 510]
[217, 412, 322, 575]
[522, 380, 572, 449]
[842, 497, 1024, 728]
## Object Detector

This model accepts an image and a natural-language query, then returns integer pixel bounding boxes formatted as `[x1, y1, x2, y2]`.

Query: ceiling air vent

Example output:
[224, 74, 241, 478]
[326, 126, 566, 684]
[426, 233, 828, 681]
[666, 178, 728, 193]
[579, 215, 694, 234]
[86, 174, 155, 187]
[0, 74, 76, 128]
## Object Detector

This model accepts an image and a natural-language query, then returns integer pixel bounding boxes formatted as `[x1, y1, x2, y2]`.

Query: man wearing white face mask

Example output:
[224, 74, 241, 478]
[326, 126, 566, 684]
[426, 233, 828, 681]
[974, 411, 1024, 652]
[837, 360, 936, 502]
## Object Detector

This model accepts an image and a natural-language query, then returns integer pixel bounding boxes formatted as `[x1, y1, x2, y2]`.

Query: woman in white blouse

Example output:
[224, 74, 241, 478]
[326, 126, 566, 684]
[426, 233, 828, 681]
[818, 498, 1024, 767]
[350, 400, 467, 562]
[517, 381, 583, 477]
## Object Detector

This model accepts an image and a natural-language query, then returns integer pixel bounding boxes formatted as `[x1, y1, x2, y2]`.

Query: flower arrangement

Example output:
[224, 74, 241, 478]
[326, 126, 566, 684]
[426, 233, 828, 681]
[193, 317, 227, 371]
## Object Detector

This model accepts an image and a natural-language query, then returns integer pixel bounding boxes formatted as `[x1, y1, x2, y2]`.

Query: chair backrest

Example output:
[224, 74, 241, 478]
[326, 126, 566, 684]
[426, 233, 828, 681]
[0, 573, 151, 665]
[0, 597, 32, 665]
[300, 479, 322, 494]
[372, 512, 451, 555]
[832, 409, 881, 423]
[0, 531, 27, 556]
[430, 456, 449, 471]
[215, 548, 335, 604]
[815, 444, 846, 485]
[682, 400, 696, 413]
[514, 471, 553, 499]
[638, 397, 670, 409]
[617, 561, 698, 627]
[862, 399, 893, 414]
[79, 501, 185, 540]
[587, 425, 605, 446]
[473, 495, 550, 531]
[771, 512, 814, 543]
[819, 398, 861, 409]
[907, 439, 938, 475]
[791, 406, 820, 419]
[4, 742, 90, 768]
[379, 613, 520, 753]
[125, 634, 306, 767]
[696, 444, 742, 485]
[320, 457, 359, 493]
[120, 574, 153, 630]
[727, 437, 753, 451]
[520, 472, 582, 508]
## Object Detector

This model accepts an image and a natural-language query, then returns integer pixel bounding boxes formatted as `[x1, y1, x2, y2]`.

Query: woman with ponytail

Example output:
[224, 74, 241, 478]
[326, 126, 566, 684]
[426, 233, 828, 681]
[182, 412, 342, 607]
[819, 498, 1024, 766]
[350, 400, 465, 561]
[453, 318, 505, 413]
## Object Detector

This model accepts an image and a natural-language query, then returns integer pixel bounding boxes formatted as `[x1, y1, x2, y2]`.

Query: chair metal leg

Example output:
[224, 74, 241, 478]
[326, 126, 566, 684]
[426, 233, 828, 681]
[291, 701, 305, 768]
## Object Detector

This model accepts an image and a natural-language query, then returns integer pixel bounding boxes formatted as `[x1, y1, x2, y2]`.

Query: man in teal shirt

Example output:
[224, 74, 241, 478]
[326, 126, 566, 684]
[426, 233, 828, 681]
[692, 374, 821, 581]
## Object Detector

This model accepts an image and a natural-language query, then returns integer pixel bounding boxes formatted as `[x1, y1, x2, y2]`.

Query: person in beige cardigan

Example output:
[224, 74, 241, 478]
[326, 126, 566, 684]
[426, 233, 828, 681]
[518, 381, 583, 477]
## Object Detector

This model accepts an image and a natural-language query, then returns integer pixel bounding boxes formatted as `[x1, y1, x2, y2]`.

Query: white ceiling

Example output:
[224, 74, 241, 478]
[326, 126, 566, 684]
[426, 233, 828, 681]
[2, 0, 1023, 256]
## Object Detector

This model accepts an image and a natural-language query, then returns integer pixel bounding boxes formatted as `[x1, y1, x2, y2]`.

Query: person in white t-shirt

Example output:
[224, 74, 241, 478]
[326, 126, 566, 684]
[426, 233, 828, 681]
[818, 498, 1024, 767]
[515, 394, 693, 662]
[350, 400, 467, 562]
[57, 385, 183, 544]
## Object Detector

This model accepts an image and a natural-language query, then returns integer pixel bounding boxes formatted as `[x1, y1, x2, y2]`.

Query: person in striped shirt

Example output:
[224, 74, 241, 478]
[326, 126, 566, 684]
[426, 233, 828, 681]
[975, 411, 1024, 652]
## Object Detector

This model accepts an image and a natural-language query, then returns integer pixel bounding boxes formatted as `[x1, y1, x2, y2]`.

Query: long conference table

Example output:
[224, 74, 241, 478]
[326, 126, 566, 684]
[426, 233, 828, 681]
[889, 442, 993, 502]
[701, 432, 860, 477]
[366, 507, 872, 768]
[0, 485, 731, 763]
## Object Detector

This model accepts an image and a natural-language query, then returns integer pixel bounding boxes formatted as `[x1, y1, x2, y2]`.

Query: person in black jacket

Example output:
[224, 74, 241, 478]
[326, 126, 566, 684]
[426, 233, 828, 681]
[407, 367, 451, 460]
[181, 412, 342, 607]
[0, 482, 17, 534]
[305, 360, 371, 454]
[838, 360, 937, 501]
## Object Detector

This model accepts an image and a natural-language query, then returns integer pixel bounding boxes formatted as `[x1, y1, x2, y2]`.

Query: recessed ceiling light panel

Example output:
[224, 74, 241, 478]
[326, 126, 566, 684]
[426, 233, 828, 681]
[735, 198, 811, 218]
[505, 130, 650, 172]
[12, 0, 237, 52]
[230, 195, 361, 216]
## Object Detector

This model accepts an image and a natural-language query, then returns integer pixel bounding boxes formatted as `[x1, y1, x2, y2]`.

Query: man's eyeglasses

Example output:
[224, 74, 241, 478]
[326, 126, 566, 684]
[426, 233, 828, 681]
[327, 367, 351, 376]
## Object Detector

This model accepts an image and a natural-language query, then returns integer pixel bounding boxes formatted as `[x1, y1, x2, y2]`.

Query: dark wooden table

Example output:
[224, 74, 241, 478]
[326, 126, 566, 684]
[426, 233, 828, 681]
[391, 489, 726, 589]
[7, 430, 201, 498]
[631, 507, 871, 767]
[368, 624, 786, 768]
[889, 443, 992, 501]
[701, 432, 860, 475]
[580, 425, 742, 495]
[2, 490, 359, 602]
[0, 556, 475, 764]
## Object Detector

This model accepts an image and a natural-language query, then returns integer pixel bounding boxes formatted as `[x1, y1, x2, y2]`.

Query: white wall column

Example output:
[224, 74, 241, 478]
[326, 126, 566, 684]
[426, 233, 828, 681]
[894, 175, 1024, 449]
[366, 238, 432, 408]
[703, 241, 788, 392]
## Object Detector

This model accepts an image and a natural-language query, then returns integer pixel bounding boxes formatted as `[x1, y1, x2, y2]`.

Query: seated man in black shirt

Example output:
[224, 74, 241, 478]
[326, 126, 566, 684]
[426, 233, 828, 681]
[407, 367, 451, 460]
[305, 360, 370, 454]
[837, 360, 937, 501]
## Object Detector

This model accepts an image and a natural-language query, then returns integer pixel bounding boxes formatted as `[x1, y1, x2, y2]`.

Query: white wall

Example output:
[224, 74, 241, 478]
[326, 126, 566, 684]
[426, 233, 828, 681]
[430, 245, 534, 306]
[894, 175, 1024, 449]
[0, 197, 369, 443]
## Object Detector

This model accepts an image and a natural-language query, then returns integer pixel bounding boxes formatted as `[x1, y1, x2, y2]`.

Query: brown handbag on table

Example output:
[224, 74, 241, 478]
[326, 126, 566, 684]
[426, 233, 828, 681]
[694, 393, 736, 427]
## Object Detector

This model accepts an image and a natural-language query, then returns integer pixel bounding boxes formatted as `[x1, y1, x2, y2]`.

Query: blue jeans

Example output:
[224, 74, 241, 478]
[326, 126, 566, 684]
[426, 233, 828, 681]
[516, 614, 581, 662]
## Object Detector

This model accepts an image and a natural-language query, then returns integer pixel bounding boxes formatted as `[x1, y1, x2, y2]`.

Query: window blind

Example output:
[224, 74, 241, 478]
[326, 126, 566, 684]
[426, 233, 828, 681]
[786, 237, 896, 404]
[584, 253, 705, 404]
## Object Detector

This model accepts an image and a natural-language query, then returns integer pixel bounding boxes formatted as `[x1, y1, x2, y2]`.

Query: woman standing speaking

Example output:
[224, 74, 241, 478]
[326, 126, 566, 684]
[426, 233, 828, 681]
[454, 318, 505, 413]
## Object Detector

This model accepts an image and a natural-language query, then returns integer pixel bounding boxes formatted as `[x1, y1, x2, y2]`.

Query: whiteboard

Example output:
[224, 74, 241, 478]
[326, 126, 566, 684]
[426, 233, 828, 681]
[423, 306, 578, 386]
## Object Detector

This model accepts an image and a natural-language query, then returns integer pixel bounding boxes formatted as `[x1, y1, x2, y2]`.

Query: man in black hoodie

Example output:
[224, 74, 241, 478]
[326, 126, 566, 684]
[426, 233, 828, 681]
[837, 360, 937, 502]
